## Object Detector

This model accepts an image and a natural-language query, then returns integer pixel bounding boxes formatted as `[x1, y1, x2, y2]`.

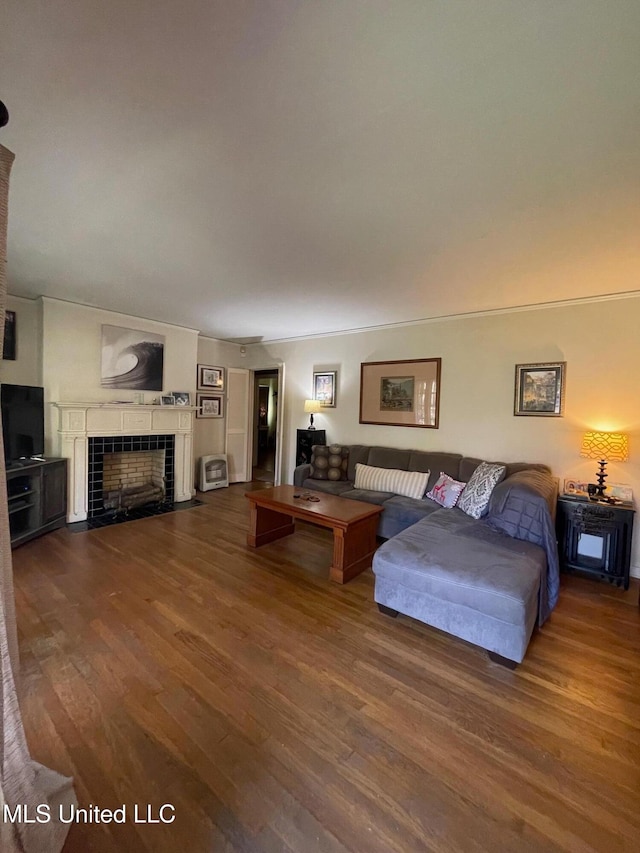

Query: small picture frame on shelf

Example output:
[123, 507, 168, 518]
[196, 393, 224, 418]
[197, 364, 225, 391]
[563, 478, 589, 498]
[171, 391, 191, 406]
[160, 395, 175, 406]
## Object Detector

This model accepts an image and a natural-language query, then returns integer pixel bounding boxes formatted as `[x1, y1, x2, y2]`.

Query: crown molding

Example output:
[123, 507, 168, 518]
[254, 290, 640, 346]
[40, 296, 200, 334]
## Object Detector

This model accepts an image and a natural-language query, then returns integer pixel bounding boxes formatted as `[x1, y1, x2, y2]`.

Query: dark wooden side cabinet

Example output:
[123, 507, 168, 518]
[7, 458, 67, 548]
[556, 496, 634, 590]
[296, 429, 327, 466]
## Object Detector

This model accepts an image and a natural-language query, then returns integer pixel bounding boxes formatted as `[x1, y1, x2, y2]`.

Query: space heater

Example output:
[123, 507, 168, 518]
[199, 454, 229, 491]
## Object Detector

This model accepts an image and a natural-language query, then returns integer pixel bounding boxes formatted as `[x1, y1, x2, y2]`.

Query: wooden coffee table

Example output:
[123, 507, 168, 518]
[245, 485, 383, 584]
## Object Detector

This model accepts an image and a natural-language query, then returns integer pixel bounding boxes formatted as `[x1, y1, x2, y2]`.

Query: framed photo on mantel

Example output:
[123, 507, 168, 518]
[360, 358, 441, 428]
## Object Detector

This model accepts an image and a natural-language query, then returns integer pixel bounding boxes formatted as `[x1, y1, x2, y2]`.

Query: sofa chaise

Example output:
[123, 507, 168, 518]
[294, 444, 559, 665]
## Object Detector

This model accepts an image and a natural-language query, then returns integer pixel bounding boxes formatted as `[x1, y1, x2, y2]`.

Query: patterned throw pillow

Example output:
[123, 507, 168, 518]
[426, 472, 466, 508]
[354, 463, 430, 500]
[457, 461, 506, 519]
[310, 445, 349, 481]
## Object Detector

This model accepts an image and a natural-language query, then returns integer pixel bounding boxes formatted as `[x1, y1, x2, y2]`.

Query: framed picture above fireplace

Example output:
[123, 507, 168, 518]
[101, 325, 165, 391]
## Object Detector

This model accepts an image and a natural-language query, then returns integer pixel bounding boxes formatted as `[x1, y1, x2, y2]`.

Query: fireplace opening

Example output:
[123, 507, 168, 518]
[88, 434, 175, 519]
[103, 450, 167, 513]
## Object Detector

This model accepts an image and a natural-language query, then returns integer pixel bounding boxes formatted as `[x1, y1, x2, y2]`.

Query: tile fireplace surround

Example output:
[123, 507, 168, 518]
[53, 403, 195, 523]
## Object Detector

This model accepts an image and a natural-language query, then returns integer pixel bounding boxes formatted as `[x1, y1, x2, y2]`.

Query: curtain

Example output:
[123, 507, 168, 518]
[0, 145, 76, 852]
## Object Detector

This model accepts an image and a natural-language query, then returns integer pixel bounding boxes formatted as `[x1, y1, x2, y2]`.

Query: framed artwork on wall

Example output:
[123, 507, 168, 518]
[514, 362, 566, 417]
[359, 358, 441, 428]
[313, 371, 337, 407]
[197, 364, 225, 391]
[101, 325, 164, 391]
[196, 392, 224, 418]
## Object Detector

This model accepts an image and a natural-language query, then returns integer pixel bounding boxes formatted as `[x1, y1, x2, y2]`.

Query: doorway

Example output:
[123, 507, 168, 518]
[252, 369, 279, 484]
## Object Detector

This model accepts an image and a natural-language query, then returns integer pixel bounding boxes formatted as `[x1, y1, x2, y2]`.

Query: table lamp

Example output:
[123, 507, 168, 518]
[580, 431, 629, 498]
[304, 399, 321, 430]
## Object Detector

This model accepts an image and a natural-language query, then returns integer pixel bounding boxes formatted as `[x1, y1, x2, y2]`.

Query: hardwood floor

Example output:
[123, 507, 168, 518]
[11, 483, 640, 852]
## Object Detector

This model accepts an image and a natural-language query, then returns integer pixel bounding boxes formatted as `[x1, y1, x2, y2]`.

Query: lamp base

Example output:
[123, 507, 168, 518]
[595, 459, 608, 498]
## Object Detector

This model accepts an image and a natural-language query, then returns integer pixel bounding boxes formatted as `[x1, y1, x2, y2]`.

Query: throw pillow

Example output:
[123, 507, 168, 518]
[309, 444, 349, 481]
[354, 463, 430, 500]
[458, 461, 506, 519]
[426, 472, 467, 508]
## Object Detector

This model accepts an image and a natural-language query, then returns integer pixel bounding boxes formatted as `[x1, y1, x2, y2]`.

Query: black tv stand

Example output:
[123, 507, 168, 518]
[6, 458, 68, 548]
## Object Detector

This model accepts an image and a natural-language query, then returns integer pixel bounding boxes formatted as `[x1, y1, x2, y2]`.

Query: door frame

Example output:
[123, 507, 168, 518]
[248, 363, 285, 486]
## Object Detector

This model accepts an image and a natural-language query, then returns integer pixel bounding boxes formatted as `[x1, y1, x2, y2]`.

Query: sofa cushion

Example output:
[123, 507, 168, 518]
[372, 510, 543, 625]
[301, 479, 354, 496]
[341, 488, 394, 505]
[458, 462, 506, 519]
[378, 495, 441, 539]
[309, 444, 349, 481]
[410, 451, 463, 491]
[354, 463, 430, 500]
[368, 446, 411, 471]
[426, 472, 467, 508]
[347, 445, 372, 482]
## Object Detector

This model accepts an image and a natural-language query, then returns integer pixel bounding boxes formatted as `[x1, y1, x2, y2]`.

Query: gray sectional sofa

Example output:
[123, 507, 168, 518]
[294, 444, 559, 665]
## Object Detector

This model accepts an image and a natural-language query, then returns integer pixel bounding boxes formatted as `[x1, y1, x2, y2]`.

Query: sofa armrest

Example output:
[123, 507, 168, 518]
[293, 463, 312, 486]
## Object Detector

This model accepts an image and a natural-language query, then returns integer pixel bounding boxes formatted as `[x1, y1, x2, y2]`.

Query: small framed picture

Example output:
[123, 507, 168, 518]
[563, 478, 589, 498]
[514, 362, 566, 417]
[160, 395, 175, 406]
[172, 391, 191, 406]
[313, 371, 337, 408]
[196, 393, 224, 418]
[197, 364, 225, 391]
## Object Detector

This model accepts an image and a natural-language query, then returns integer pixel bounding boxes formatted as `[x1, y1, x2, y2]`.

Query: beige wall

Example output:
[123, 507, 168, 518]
[0, 295, 42, 386]
[247, 295, 640, 576]
[193, 336, 244, 481]
[41, 297, 199, 456]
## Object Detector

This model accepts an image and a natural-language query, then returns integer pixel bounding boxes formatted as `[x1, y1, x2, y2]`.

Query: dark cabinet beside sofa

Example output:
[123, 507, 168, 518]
[7, 458, 67, 548]
[556, 496, 634, 590]
[296, 429, 326, 466]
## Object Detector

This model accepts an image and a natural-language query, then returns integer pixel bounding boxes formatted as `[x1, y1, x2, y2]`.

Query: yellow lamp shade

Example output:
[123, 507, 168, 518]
[304, 399, 321, 414]
[580, 431, 629, 462]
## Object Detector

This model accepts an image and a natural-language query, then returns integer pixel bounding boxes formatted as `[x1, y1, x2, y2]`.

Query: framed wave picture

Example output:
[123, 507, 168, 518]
[101, 325, 165, 391]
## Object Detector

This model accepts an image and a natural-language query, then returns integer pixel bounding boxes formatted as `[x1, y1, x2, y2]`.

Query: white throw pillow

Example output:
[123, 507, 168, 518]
[426, 472, 467, 508]
[458, 461, 506, 519]
[354, 463, 430, 500]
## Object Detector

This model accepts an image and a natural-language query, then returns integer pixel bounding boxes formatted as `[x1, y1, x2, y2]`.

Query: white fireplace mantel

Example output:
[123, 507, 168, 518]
[53, 402, 196, 522]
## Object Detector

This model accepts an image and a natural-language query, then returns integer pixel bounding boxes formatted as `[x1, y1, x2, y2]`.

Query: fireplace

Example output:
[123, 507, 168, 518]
[54, 403, 195, 523]
[88, 435, 174, 518]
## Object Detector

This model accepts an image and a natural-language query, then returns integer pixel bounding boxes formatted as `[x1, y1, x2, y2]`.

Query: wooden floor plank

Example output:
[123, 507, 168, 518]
[9, 483, 640, 853]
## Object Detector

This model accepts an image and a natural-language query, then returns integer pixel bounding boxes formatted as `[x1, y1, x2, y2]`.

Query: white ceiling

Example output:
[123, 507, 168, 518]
[2, 1, 640, 342]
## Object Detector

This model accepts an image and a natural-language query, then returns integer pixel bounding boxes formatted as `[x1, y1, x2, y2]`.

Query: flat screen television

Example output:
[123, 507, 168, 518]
[1, 384, 45, 464]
